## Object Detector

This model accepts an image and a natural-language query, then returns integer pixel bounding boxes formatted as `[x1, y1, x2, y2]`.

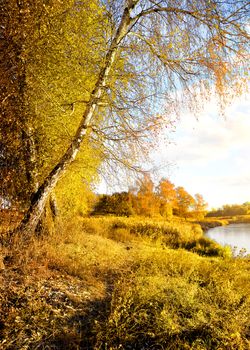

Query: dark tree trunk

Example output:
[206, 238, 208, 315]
[49, 192, 58, 220]
[0, 2, 37, 209]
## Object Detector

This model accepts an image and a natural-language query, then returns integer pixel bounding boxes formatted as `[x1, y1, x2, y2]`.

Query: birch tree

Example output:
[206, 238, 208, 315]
[24, 0, 105, 220]
[3, 0, 249, 237]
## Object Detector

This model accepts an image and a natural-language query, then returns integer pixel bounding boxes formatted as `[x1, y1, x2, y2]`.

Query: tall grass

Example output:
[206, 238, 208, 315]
[80, 216, 231, 257]
[95, 248, 250, 349]
[1, 215, 249, 349]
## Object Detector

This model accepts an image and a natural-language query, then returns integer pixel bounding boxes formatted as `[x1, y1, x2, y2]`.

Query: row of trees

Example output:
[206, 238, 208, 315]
[93, 176, 207, 219]
[0, 0, 249, 236]
[207, 203, 250, 217]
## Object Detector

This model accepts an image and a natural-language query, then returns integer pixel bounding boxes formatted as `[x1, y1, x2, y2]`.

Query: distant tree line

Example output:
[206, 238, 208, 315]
[92, 175, 207, 219]
[207, 203, 250, 217]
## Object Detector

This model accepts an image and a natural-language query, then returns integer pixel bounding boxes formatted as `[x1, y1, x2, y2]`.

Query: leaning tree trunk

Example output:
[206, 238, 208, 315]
[16, 0, 138, 237]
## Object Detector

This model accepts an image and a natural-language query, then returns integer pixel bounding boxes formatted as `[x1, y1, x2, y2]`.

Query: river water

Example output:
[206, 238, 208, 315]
[206, 223, 250, 256]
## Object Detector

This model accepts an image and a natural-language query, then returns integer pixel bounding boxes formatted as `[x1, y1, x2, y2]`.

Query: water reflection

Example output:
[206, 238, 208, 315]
[206, 223, 250, 256]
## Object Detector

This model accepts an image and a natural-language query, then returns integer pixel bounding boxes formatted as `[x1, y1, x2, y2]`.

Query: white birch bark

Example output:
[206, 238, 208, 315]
[17, 0, 139, 236]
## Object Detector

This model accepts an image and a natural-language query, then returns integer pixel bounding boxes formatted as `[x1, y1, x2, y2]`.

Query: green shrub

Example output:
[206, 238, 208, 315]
[183, 237, 233, 258]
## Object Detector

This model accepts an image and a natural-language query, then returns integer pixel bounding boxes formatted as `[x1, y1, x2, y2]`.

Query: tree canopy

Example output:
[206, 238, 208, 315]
[93, 176, 207, 219]
[0, 0, 249, 235]
[207, 203, 250, 217]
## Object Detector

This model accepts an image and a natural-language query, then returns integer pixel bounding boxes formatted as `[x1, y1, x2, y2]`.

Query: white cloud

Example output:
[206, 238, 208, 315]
[155, 95, 250, 208]
[171, 172, 250, 209]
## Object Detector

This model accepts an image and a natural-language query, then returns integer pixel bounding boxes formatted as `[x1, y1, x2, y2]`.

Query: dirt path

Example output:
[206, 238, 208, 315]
[0, 264, 112, 349]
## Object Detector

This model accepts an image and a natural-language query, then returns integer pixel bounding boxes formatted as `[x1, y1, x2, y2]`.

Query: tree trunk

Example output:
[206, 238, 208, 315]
[49, 192, 58, 220]
[22, 126, 39, 195]
[35, 193, 58, 237]
[16, 0, 138, 237]
[0, 1, 38, 210]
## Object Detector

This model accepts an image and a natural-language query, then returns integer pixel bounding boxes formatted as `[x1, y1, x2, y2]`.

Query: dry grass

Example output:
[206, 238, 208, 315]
[43, 220, 132, 284]
[0, 217, 133, 349]
[95, 247, 250, 350]
[0, 209, 23, 235]
[0, 215, 249, 349]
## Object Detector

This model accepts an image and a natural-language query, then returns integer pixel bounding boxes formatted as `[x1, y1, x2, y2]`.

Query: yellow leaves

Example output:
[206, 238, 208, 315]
[24, 0, 106, 177]
[198, 37, 230, 100]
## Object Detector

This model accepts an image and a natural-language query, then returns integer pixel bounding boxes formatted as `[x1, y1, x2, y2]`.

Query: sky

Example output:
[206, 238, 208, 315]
[154, 95, 250, 209]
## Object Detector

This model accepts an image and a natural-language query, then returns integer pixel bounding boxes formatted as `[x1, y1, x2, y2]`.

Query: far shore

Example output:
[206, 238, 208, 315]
[195, 215, 250, 232]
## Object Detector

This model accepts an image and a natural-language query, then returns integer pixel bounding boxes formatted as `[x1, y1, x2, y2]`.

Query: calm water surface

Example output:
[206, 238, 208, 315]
[206, 223, 250, 255]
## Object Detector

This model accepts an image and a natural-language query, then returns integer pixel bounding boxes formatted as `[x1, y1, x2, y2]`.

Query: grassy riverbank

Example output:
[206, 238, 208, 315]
[228, 215, 250, 224]
[194, 214, 250, 232]
[0, 216, 249, 349]
[193, 218, 228, 232]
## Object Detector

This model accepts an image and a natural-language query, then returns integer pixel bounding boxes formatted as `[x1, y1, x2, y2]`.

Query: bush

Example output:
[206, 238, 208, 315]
[95, 249, 250, 350]
[183, 237, 233, 258]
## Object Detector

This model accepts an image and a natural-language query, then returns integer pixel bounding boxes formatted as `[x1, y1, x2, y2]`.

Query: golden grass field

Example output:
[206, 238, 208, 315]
[0, 215, 249, 349]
